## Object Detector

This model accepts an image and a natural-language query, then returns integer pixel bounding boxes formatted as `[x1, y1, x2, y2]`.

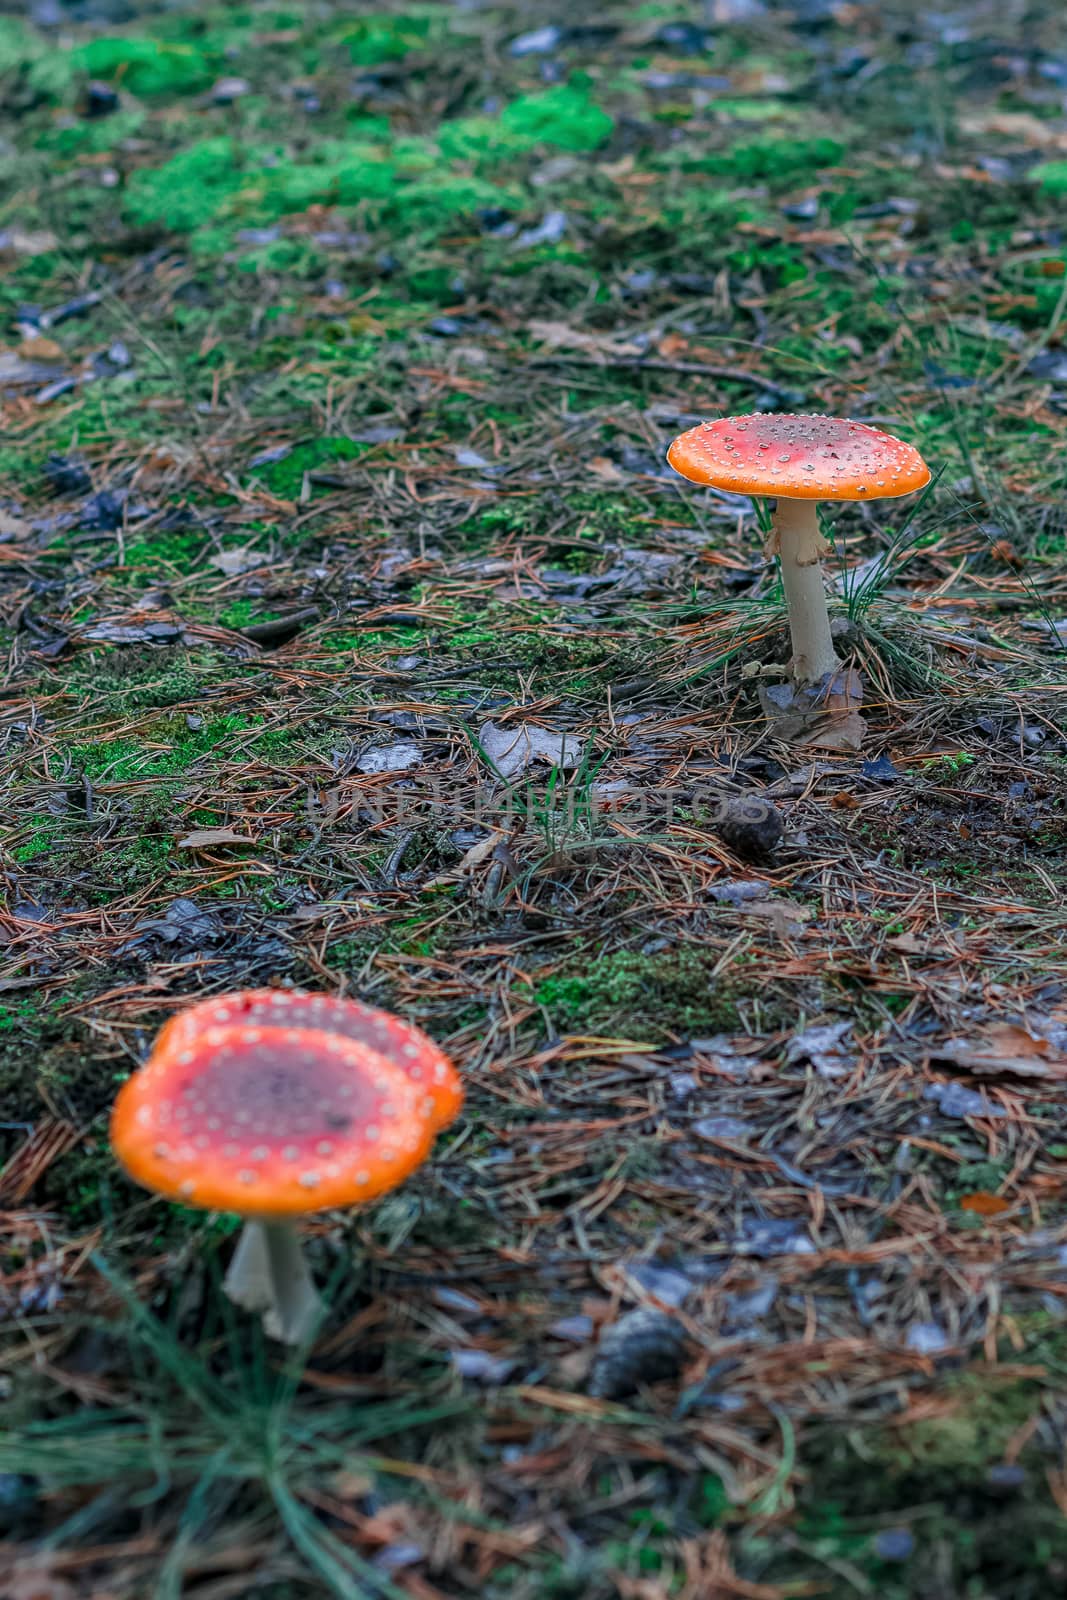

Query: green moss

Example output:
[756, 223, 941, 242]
[217, 598, 281, 629]
[63, 713, 254, 781]
[37, 107, 146, 155]
[343, 14, 434, 66]
[1033, 160, 1067, 195]
[123, 137, 248, 232]
[532, 947, 746, 1040]
[71, 36, 216, 99]
[498, 84, 614, 152]
[0, 17, 77, 101]
[13, 818, 59, 863]
[124, 137, 403, 239]
[666, 135, 844, 183]
[255, 435, 367, 497]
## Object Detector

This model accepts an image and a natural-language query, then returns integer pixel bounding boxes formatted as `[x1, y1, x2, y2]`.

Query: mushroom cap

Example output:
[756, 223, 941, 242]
[667, 413, 930, 502]
[154, 989, 462, 1131]
[111, 1023, 439, 1216]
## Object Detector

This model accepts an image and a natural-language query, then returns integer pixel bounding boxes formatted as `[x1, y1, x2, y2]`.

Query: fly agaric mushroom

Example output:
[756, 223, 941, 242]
[667, 413, 930, 683]
[111, 991, 462, 1345]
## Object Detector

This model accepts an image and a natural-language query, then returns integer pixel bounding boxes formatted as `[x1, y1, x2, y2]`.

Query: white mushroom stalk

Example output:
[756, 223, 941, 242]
[766, 497, 840, 683]
[223, 1219, 321, 1346]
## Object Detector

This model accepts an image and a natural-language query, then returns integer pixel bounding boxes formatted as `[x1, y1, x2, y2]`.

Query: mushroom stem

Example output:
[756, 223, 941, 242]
[223, 1220, 322, 1345]
[770, 497, 840, 683]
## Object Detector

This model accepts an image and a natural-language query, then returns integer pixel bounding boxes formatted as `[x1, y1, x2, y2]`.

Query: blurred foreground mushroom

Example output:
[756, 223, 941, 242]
[111, 990, 462, 1344]
[668, 414, 930, 684]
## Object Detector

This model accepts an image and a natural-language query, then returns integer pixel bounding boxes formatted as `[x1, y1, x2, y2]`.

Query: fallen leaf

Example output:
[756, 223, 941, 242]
[744, 898, 811, 938]
[527, 320, 644, 360]
[959, 110, 1067, 149]
[0, 226, 59, 256]
[587, 455, 627, 481]
[786, 1020, 854, 1077]
[209, 545, 269, 576]
[4, 1562, 78, 1600]
[357, 741, 423, 775]
[936, 1021, 1067, 1079]
[478, 721, 584, 782]
[19, 334, 63, 362]
[177, 828, 258, 850]
[0, 509, 32, 539]
[760, 666, 867, 750]
[959, 1191, 1012, 1217]
[423, 830, 501, 888]
[796, 707, 867, 752]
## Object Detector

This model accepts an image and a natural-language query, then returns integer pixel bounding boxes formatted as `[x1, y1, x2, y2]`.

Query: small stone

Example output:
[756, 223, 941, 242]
[873, 1528, 914, 1562]
[84, 80, 119, 117]
[210, 76, 251, 104]
[986, 1462, 1028, 1493]
[905, 1320, 949, 1355]
[589, 1308, 687, 1399]
[716, 795, 784, 861]
[450, 1349, 515, 1384]
[627, 1262, 693, 1308]
[548, 1313, 594, 1342]
[693, 1115, 755, 1144]
[0, 1472, 37, 1531]
[42, 452, 91, 496]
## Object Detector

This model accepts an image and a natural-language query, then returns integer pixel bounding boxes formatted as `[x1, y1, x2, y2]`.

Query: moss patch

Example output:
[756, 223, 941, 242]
[532, 947, 752, 1041]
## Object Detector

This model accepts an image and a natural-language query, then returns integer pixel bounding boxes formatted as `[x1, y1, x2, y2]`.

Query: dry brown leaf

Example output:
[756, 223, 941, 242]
[937, 1022, 1067, 1079]
[527, 320, 644, 360]
[4, 1563, 78, 1600]
[423, 830, 502, 888]
[587, 455, 627, 482]
[19, 335, 63, 362]
[177, 827, 258, 850]
[958, 111, 1067, 149]
[0, 227, 58, 257]
[959, 1191, 1012, 1217]
[798, 708, 867, 750]
[0, 509, 32, 540]
[745, 898, 811, 938]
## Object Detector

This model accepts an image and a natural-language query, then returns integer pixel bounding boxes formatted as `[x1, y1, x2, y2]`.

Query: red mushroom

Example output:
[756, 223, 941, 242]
[668, 413, 930, 683]
[111, 993, 462, 1344]
[154, 989, 463, 1132]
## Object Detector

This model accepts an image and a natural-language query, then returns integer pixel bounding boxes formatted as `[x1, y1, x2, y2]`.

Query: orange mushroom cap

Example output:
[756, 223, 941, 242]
[667, 413, 930, 502]
[153, 989, 463, 1132]
[111, 1023, 439, 1216]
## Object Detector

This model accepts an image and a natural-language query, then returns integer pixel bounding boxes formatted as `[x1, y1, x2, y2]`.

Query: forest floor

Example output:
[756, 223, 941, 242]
[2, 2, 1067, 1596]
